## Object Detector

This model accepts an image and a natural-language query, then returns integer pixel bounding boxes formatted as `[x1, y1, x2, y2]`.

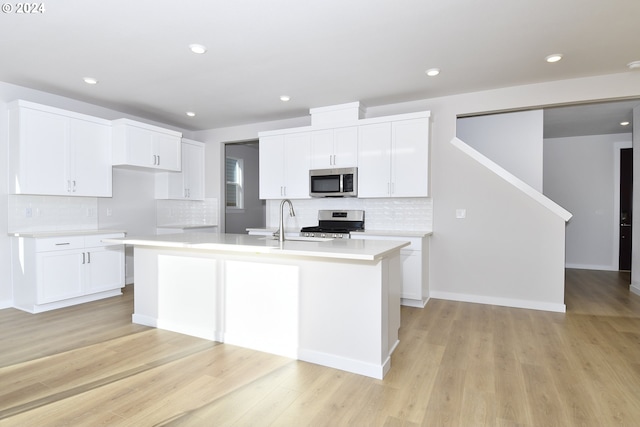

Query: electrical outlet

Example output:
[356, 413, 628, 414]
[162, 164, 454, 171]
[25, 207, 32, 218]
[106, 208, 113, 217]
[456, 209, 466, 219]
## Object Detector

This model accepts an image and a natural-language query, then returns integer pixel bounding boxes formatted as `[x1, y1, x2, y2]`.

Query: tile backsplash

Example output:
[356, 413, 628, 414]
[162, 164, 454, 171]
[156, 198, 219, 227]
[8, 195, 98, 233]
[266, 197, 433, 232]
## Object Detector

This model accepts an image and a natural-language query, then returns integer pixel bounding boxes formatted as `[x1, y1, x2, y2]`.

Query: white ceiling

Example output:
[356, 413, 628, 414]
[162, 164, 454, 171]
[1, 0, 639, 133]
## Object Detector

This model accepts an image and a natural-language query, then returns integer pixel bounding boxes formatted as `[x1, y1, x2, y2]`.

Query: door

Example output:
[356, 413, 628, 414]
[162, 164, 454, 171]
[619, 147, 633, 270]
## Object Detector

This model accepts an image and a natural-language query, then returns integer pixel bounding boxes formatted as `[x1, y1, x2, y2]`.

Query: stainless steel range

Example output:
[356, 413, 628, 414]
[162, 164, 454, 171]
[300, 210, 364, 239]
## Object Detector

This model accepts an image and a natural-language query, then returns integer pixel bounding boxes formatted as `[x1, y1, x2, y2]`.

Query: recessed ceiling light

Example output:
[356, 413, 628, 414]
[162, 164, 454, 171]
[545, 54, 563, 63]
[189, 44, 207, 54]
[620, 121, 630, 126]
[83, 77, 98, 85]
[425, 68, 440, 77]
[280, 95, 291, 102]
[627, 61, 640, 70]
[186, 111, 196, 117]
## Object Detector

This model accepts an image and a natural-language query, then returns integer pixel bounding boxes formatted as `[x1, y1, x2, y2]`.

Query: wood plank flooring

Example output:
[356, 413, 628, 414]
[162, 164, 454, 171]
[1, 269, 640, 426]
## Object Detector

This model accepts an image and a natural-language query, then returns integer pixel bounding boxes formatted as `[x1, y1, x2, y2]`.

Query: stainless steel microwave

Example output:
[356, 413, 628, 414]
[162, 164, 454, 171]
[309, 167, 357, 197]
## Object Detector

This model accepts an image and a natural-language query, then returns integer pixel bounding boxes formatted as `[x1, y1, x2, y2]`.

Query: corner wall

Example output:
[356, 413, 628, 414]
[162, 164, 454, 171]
[365, 72, 640, 312]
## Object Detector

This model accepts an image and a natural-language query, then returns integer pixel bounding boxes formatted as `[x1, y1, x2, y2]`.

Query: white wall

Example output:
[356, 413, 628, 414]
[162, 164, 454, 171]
[544, 134, 632, 271]
[632, 106, 640, 295]
[376, 73, 639, 312]
[456, 110, 544, 191]
[0, 99, 10, 307]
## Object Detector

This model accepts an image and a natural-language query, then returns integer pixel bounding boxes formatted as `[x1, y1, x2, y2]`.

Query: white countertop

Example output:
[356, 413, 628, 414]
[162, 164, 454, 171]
[103, 232, 410, 261]
[247, 228, 432, 238]
[156, 224, 218, 229]
[9, 229, 126, 238]
[356, 230, 432, 237]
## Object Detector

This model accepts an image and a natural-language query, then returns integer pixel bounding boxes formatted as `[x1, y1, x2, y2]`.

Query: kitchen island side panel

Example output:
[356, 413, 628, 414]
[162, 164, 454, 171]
[129, 245, 401, 379]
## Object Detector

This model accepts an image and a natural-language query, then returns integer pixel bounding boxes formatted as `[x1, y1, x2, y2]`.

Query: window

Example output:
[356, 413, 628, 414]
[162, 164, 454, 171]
[226, 157, 244, 209]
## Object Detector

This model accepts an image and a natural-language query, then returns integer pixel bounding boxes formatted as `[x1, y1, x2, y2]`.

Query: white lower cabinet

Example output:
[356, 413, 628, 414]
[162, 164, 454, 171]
[351, 233, 430, 307]
[12, 233, 125, 313]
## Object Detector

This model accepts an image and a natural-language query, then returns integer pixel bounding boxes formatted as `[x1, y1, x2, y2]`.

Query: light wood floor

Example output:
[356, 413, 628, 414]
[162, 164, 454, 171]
[2, 269, 640, 426]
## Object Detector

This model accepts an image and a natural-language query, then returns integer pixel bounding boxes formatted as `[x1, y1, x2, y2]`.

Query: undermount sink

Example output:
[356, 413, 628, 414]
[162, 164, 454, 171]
[259, 236, 334, 242]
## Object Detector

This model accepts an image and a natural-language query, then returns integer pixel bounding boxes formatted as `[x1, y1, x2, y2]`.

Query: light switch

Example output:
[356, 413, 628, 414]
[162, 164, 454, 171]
[456, 209, 466, 219]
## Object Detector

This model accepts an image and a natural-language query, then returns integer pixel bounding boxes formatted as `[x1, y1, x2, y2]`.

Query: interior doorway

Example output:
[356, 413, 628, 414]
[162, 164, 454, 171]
[619, 147, 633, 270]
[224, 141, 266, 234]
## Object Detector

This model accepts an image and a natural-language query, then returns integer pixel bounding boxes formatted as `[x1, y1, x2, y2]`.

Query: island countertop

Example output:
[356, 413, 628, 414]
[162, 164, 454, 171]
[103, 232, 410, 261]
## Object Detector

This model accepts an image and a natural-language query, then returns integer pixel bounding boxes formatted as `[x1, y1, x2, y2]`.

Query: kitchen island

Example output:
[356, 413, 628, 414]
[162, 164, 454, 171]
[104, 233, 409, 379]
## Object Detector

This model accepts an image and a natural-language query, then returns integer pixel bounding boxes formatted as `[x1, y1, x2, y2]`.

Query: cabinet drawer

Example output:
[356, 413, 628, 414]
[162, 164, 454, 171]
[35, 236, 85, 252]
[84, 233, 125, 248]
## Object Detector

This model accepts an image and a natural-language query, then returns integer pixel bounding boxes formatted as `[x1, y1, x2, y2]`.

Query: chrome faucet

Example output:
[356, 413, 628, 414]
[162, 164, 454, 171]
[274, 199, 295, 243]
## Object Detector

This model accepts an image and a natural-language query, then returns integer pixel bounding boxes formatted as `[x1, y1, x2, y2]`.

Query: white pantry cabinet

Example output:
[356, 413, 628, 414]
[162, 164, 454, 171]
[155, 139, 205, 200]
[11, 233, 125, 313]
[259, 132, 311, 199]
[112, 118, 182, 171]
[8, 100, 113, 197]
[358, 116, 429, 198]
[310, 126, 358, 168]
[351, 232, 430, 307]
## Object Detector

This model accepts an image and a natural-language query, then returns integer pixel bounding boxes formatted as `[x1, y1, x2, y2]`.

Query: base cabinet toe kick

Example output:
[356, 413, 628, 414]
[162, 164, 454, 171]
[126, 236, 406, 379]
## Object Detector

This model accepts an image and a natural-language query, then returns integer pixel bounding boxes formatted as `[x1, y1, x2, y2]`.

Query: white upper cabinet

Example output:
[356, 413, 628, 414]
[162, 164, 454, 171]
[391, 117, 430, 197]
[112, 118, 182, 171]
[8, 100, 112, 197]
[358, 116, 429, 198]
[310, 126, 358, 169]
[155, 139, 205, 200]
[259, 132, 311, 199]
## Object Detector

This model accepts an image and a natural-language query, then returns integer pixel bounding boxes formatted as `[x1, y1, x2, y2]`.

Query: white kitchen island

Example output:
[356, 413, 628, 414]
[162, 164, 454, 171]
[104, 233, 409, 379]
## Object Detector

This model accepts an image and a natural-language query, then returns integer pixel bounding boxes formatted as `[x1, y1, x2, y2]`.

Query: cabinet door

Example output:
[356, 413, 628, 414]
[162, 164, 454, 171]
[259, 135, 285, 199]
[310, 129, 334, 169]
[69, 118, 112, 197]
[153, 133, 182, 171]
[310, 127, 358, 169]
[283, 132, 311, 198]
[391, 118, 429, 197]
[85, 246, 125, 294]
[357, 122, 392, 198]
[124, 125, 155, 167]
[18, 108, 68, 195]
[333, 126, 358, 167]
[184, 141, 204, 199]
[37, 250, 84, 304]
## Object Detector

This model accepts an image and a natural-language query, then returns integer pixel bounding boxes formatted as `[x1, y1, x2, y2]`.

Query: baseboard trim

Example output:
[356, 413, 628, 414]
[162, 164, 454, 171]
[565, 263, 617, 271]
[429, 291, 566, 313]
[630, 283, 640, 296]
